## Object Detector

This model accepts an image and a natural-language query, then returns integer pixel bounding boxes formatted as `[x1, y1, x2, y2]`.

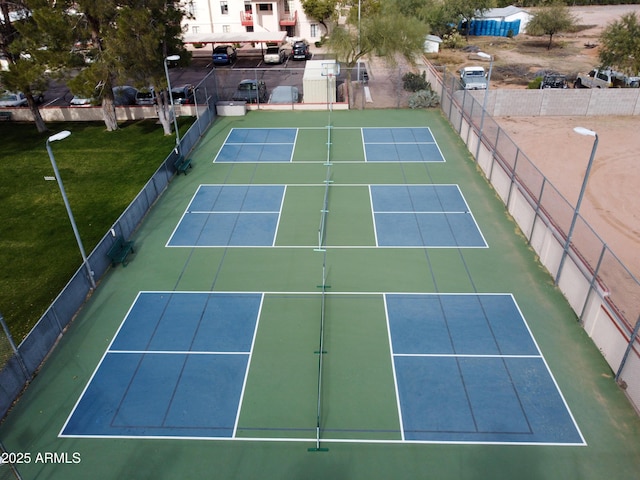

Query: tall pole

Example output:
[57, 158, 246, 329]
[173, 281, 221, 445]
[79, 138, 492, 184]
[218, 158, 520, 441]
[164, 54, 182, 155]
[46, 131, 96, 289]
[555, 127, 598, 284]
[474, 52, 493, 162]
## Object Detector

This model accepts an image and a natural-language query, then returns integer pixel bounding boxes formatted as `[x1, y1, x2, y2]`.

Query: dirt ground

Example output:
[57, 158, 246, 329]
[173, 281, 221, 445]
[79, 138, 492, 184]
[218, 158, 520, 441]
[361, 6, 640, 278]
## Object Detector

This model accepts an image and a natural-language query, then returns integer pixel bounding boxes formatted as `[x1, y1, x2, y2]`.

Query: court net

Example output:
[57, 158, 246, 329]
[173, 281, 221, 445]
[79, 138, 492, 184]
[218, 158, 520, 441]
[310, 120, 332, 452]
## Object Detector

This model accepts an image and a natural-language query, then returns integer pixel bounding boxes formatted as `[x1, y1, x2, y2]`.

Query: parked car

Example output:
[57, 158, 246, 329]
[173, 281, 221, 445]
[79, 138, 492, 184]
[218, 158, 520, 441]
[264, 46, 286, 64]
[135, 87, 156, 105]
[170, 85, 195, 105]
[70, 94, 94, 106]
[269, 85, 299, 104]
[459, 66, 488, 90]
[232, 79, 267, 103]
[70, 86, 136, 107]
[291, 41, 311, 60]
[0, 91, 27, 107]
[212, 45, 237, 66]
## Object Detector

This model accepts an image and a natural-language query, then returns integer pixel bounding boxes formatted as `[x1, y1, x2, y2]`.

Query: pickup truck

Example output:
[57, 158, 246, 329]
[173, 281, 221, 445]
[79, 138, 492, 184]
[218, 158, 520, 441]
[574, 68, 640, 88]
[460, 66, 488, 90]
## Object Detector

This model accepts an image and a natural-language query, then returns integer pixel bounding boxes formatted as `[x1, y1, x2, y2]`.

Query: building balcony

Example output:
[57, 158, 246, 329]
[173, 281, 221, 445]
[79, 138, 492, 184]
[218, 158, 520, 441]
[280, 10, 297, 26]
[240, 11, 253, 26]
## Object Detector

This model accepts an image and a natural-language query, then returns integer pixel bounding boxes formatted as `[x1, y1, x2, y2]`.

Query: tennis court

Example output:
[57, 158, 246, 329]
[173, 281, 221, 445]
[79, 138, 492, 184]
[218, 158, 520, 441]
[1, 110, 639, 479]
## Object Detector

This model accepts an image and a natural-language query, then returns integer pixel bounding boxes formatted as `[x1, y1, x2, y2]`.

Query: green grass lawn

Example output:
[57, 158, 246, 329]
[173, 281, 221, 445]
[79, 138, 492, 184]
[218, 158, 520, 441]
[0, 118, 192, 341]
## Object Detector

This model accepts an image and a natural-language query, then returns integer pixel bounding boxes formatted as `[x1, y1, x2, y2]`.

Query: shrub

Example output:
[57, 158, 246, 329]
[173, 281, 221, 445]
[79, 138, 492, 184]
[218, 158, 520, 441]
[442, 31, 465, 49]
[402, 71, 429, 92]
[409, 89, 440, 109]
[528, 76, 543, 89]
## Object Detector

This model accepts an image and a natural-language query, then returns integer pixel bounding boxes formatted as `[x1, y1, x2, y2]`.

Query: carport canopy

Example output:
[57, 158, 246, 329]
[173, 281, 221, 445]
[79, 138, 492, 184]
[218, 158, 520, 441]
[183, 32, 287, 45]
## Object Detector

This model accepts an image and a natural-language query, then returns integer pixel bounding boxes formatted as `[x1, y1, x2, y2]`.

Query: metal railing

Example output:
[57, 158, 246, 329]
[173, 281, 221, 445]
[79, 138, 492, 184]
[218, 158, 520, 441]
[424, 61, 640, 415]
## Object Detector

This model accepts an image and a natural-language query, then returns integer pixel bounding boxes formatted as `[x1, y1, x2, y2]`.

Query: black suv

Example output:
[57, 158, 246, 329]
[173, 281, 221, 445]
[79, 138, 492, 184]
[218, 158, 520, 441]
[291, 41, 311, 60]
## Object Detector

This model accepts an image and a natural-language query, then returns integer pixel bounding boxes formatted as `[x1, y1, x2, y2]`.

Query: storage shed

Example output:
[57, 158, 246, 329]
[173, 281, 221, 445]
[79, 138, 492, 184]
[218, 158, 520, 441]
[423, 35, 443, 54]
[469, 5, 532, 37]
[303, 60, 337, 104]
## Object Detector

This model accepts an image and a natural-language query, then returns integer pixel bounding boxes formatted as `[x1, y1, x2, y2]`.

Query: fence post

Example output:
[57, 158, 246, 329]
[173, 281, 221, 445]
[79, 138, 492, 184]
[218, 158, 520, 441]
[0, 439, 23, 479]
[616, 314, 640, 383]
[579, 244, 607, 323]
[0, 313, 29, 380]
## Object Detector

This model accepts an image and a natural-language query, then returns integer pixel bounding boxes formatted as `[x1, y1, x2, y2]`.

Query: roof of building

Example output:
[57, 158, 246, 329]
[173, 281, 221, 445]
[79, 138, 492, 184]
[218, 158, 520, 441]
[183, 32, 287, 44]
[478, 6, 531, 20]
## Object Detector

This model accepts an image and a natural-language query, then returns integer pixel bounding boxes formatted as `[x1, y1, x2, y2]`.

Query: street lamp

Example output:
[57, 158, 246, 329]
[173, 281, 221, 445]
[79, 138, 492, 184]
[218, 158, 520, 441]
[474, 51, 493, 161]
[555, 126, 599, 284]
[46, 131, 96, 289]
[164, 54, 182, 155]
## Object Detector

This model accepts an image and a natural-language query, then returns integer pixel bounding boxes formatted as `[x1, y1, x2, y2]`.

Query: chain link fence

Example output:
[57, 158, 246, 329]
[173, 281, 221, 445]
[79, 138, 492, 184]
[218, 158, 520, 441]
[0, 70, 220, 427]
[424, 60, 640, 414]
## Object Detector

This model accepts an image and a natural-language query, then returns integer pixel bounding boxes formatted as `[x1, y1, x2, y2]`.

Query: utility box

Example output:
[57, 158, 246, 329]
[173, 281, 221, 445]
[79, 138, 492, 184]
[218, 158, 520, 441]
[303, 60, 337, 104]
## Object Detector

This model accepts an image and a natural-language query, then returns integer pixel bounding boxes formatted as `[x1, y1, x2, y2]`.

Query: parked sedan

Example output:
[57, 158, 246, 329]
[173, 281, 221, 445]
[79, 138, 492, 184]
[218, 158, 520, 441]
[269, 86, 299, 104]
[212, 45, 237, 66]
[0, 91, 27, 107]
[232, 79, 267, 104]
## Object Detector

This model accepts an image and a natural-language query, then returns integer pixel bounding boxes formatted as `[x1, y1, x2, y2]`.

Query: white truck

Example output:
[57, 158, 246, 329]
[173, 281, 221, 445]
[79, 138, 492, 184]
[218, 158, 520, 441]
[460, 66, 488, 90]
[574, 68, 640, 88]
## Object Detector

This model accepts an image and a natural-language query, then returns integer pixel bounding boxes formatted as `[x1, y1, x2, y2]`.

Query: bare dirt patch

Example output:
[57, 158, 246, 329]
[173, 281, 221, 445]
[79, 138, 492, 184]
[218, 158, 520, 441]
[426, 5, 640, 88]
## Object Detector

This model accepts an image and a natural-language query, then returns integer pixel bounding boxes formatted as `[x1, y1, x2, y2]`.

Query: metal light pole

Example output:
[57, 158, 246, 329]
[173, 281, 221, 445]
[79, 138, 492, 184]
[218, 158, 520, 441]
[555, 127, 599, 284]
[46, 131, 96, 289]
[474, 51, 493, 161]
[164, 54, 182, 155]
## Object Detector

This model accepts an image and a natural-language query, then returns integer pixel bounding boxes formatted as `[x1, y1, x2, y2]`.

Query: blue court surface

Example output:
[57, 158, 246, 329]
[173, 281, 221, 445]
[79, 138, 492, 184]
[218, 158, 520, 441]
[371, 185, 486, 247]
[214, 128, 297, 162]
[362, 127, 445, 162]
[61, 292, 583, 445]
[168, 184, 485, 248]
[61, 292, 262, 438]
[386, 293, 584, 444]
[167, 185, 285, 247]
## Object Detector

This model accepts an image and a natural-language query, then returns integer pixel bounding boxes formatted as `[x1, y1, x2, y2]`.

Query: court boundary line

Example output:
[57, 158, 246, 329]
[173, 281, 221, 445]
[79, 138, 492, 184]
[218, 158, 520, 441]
[360, 127, 446, 163]
[59, 291, 586, 447]
[383, 292, 586, 446]
[166, 184, 488, 249]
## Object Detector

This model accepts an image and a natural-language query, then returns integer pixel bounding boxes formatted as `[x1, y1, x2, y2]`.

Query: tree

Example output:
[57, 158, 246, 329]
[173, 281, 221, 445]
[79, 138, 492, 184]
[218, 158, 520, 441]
[526, 1, 576, 50]
[598, 12, 640, 76]
[327, 1, 428, 107]
[0, 1, 77, 133]
[107, 1, 189, 136]
[68, 0, 187, 133]
[301, 0, 338, 36]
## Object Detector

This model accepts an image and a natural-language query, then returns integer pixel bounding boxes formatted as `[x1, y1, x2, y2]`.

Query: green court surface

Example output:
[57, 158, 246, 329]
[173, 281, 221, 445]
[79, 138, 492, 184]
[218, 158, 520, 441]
[1, 110, 639, 479]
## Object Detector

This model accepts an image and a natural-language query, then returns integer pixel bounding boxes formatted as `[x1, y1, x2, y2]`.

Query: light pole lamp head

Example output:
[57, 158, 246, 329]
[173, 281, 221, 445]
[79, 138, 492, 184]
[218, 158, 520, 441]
[477, 52, 492, 61]
[573, 126, 597, 137]
[48, 130, 72, 143]
[166, 54, 180, 62]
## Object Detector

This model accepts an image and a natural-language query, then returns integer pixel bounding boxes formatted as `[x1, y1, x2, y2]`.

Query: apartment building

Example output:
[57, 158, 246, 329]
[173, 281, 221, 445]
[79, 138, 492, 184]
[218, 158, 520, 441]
[183, 0, 324, 42]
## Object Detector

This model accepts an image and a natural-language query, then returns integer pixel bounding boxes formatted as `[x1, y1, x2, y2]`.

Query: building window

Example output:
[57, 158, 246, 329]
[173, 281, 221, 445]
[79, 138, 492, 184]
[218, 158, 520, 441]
[223, 24, 231, 33]
[310, 23, 318, 37]
[258, 3, 273, 12]
[246, 26, 254, 32]
[188, 1, 196, 16]
[192, 25, 199, 34]
[220, 1, 228, 15]
[244, 1, 252, 13]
